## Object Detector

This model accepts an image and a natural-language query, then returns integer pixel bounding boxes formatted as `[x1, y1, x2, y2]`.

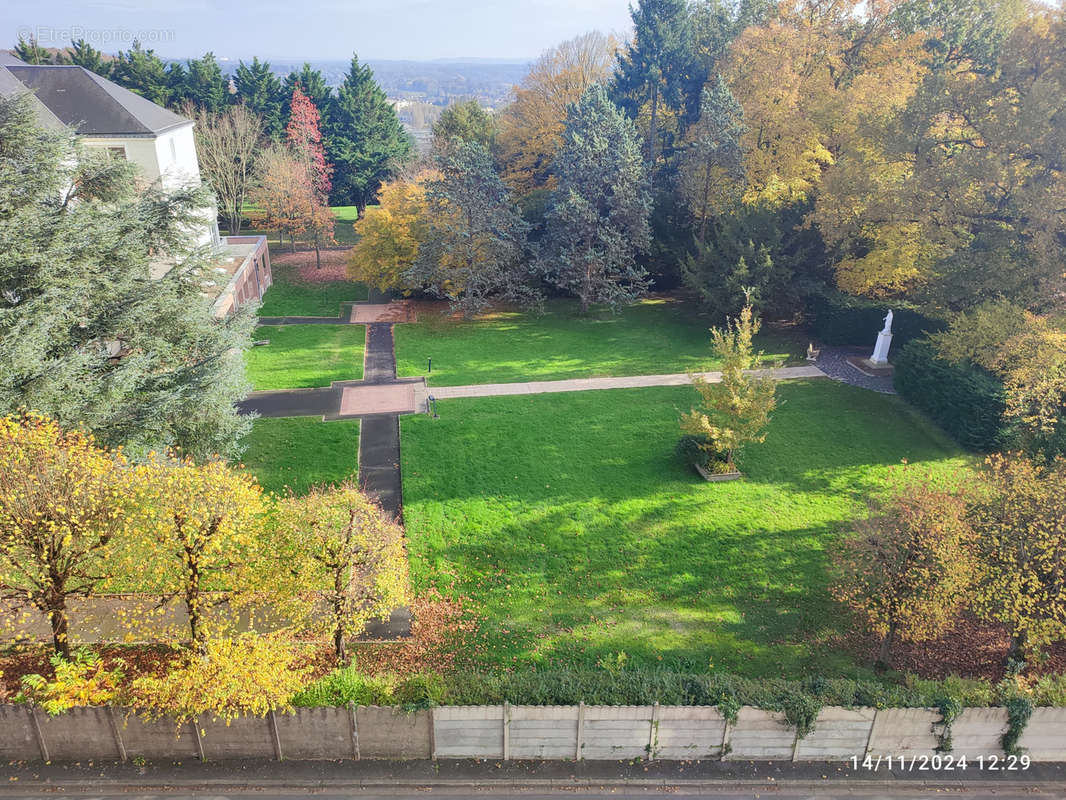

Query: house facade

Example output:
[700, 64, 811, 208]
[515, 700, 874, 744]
[0, 54, 270, 316]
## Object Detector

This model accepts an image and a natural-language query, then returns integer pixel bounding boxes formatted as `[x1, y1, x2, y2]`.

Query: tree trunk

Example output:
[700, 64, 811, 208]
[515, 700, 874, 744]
[875, 622, 897, 672]
[290, 233, 297, 253]
[1005, 629, 1028, 673]
[314, 236, 322, 269]
[47, 601, 71, 660]
[278, 230, 283, 247]
[698, 158, 713, 242]
[648, 81, 659, 165]
[230, 211, 241, 237]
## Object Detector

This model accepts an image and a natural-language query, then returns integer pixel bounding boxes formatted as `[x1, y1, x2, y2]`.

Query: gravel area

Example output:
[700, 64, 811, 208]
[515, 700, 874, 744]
[816, 346, 896, 394]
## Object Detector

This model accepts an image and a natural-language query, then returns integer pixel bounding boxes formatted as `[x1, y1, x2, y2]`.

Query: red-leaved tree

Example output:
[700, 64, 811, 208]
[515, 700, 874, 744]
[286, 85, 332, 202]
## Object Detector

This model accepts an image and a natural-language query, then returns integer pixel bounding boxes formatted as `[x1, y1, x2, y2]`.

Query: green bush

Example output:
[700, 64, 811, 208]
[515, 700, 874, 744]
[807, 292, 946, 348]
[894, 339, 1016, 452]
[395, 672, 448, 709]
[291, 667, 397, 707]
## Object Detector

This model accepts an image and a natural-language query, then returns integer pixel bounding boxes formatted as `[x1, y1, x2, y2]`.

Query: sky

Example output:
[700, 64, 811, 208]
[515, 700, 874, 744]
[1, 0, 634, 62]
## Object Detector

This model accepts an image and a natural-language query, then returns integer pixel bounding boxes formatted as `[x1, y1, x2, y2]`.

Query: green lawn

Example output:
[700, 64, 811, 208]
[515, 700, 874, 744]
[401, 379, 967, 677]
[245, 325, 365, 389]
[330, 205, 362, 246]
[240, 417, 360, 496]
[395, 298, 805, 387]
[257, 259, 368, 318]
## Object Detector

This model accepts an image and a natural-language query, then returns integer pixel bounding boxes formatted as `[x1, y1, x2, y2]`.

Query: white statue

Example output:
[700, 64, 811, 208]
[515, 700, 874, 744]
[870, 309, 894, 365]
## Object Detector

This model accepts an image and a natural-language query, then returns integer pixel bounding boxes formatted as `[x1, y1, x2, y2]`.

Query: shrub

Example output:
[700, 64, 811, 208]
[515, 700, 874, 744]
[1029, 673, 1066, 707]
[17, 649, 124, 715]
[894, 339, 1015, 452]
[395, 672, 448, 709]
[127, 633, 311, 724]
[292, 666, 398, 707]
[807, 291, 946, 348]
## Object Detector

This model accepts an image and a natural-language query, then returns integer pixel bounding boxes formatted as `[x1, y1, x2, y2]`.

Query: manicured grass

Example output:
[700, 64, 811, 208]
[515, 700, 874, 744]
[257, 259, 368, 318]
[258, 277, 367, 318]
[245, 325, 365, 390]
[240, 417, 360, 496]
[395, 298, 805, 386]
[401, 379, 967, 676]
[330, 205, 362, 246]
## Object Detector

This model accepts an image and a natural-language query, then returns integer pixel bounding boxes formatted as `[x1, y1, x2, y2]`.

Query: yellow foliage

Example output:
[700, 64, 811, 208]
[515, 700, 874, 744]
[0, 412, 131, 656]
[124, 456, 268, 645]
[497, 31, 618, 195]
[128, 632, 311, 724]
[348, 174, 433, 292]
[18, 648, 124, 715]
[272, 481, 410, 660]
[679, 302, 777, 468]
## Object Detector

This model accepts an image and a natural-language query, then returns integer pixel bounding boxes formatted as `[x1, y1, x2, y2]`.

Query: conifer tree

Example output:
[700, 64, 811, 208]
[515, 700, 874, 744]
[0, 94, 254, 460]
[327, 54, 412, 215]
[235, 57, 285, 138]
[539, 84, 651, 312]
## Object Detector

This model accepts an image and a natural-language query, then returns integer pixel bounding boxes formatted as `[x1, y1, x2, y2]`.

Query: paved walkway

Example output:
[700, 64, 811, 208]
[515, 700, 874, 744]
[428, 365, 825, 403]
[357, 321, 405, 520]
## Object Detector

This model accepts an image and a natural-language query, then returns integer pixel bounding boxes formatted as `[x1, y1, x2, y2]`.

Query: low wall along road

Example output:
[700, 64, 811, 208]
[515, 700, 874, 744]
[2, 703, 1065, 763]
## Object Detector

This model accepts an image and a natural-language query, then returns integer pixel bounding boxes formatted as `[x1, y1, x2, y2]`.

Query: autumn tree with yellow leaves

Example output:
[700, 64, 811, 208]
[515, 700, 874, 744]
[347, 174, 433, 293]
[0, 413, 132, 658]
[833, 474, 975, 670]
[126, 457, 270, 649]
[273, 482, 410, 661]
[970, 453, 1066, 669]
[497, 31, 617, 195]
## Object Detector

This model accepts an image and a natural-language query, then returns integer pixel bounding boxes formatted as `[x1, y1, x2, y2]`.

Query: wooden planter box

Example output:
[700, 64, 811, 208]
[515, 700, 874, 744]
[694, 463, 742, 482]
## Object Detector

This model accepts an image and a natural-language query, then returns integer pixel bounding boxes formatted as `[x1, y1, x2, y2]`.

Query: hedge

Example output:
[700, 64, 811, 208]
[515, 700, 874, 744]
[807, 292, 947, 349]
[893, 339, 1016, 452]
[292, 666, 1039, 713]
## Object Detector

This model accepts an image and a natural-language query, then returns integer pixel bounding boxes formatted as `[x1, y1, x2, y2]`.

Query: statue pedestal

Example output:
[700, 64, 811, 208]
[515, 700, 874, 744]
[869, 331, 893, 366]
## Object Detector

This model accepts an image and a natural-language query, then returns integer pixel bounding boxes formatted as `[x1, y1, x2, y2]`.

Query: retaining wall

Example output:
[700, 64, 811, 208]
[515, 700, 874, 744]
[1, 703, 1064, 763]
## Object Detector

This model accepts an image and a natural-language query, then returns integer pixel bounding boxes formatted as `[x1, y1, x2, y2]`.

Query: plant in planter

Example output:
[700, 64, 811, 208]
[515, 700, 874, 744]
[679, 295, 777, 480]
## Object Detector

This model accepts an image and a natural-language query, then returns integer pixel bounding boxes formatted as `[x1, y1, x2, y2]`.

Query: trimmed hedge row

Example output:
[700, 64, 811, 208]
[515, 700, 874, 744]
[893, 339, 1015, 452]
[807, 292, 946, 348]
[294, 666, 1066, 712]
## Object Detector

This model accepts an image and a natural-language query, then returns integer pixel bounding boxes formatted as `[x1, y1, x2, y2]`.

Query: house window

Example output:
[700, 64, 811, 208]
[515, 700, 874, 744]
[107, 146, 126, 160]
[170, 139, 177, 163]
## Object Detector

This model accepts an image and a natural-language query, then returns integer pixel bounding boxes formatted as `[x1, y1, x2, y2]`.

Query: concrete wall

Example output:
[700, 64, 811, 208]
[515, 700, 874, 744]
[2, 703, 1063, 763]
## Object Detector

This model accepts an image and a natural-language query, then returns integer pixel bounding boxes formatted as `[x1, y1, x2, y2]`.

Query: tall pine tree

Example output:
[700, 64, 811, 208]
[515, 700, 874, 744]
[610, 0, 699, 166]
[178, 52, 230, 112]
[235, 57, 285, 138]
[282, 64, 332, 123]
[111, 41, 171, 106]
[327, 55, 412, 216]
[539, 84, 652, 312]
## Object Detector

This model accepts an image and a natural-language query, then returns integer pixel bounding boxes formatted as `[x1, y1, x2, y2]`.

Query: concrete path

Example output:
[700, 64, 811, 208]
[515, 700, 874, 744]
[357, 322, 405, 521]
[428, 365, 825, 403]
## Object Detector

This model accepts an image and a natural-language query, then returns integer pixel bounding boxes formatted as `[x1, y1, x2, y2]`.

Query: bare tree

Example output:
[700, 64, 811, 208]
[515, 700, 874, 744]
[186, 102, 263, 236]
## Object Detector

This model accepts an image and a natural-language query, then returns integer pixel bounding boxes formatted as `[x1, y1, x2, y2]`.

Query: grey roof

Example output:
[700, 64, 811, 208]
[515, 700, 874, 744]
[0, 51, 27, 66]
[3, 64, 191, 137]
[0, 65, 65, 130]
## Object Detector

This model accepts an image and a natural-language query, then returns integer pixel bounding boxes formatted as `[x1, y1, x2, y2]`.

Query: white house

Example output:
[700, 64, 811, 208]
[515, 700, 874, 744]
[0, 53, 270, 316]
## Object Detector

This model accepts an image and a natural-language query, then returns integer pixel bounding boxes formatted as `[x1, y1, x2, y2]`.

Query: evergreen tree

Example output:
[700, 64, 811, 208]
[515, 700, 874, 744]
[13, 36, 55, 65]
[179, 52, 230, 112]
[67, 39, 110, 77]
[282, 63, 332, 124]
[235, 57, 285, 138]
[407, 141, 533, 317]
[539, 84, 652, 312]
[610, 0, 699, 165]
[327, 54, 412, 216]
[0, 94, 254, 461]
[678, 76, 745, 242]
[111, 41, 171, 106]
